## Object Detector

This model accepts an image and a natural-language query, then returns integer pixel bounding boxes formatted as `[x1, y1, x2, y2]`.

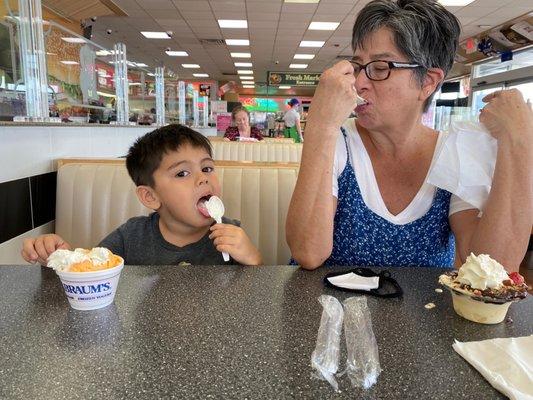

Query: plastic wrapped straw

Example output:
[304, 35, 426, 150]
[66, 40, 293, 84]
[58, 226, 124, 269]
[311, 295, 344, 391]
[343, 297, 381, 389]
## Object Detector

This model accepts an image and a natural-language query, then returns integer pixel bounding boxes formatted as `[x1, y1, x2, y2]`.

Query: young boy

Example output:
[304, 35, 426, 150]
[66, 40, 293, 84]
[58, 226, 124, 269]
[21, 124, 262, 266]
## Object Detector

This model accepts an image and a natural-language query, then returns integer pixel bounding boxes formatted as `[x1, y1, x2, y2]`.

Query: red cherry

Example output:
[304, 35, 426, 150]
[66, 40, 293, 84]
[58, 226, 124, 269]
[508, 272, 524, 285]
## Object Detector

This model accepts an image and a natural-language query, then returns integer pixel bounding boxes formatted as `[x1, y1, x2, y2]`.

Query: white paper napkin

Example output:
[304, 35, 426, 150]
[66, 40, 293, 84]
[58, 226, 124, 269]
[327, 273, 379, 291]
[427, 121, 497, 211]
[453, 335, 533, 400]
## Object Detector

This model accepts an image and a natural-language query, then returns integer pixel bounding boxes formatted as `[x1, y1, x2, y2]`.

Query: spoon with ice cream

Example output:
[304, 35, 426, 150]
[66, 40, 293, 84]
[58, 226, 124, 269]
[205, 195, 230, 262]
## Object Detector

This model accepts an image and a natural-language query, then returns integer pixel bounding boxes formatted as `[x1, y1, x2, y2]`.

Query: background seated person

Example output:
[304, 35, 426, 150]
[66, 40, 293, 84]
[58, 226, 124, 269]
[224, 106, 264, 142]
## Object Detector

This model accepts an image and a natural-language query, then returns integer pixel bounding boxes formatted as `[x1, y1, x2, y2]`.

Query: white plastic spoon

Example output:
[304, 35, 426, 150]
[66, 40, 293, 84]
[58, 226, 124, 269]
[205, 196, 230, 262]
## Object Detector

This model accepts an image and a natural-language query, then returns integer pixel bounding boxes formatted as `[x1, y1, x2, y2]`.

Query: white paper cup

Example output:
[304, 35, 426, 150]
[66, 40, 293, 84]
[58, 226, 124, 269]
[451, 292, 512, 325]
[56, 260, 124, 310]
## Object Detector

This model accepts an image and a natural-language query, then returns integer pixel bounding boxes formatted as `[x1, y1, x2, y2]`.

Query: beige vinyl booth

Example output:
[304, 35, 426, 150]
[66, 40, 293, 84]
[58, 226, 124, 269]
[210, 141, 302, 162]
[55, 159, 299, 265]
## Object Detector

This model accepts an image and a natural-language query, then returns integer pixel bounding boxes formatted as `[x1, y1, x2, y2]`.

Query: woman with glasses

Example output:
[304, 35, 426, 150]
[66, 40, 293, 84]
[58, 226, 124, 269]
[287, 0, 532, 271]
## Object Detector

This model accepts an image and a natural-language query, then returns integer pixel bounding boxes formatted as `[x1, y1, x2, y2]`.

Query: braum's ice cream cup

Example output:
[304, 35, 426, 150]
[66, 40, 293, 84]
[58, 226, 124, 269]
[56, 258, 124, 311]
[449, 291, 512, 325]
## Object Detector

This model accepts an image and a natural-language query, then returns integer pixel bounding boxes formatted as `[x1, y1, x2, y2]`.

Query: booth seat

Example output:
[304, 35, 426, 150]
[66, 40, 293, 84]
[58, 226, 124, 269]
[210, 141, 302, 162]
[55, 159, 299, 265]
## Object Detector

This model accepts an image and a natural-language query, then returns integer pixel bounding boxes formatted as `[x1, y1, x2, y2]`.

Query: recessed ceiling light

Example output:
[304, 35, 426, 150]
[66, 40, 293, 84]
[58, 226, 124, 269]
[147, 73, 155, 77]
[438, 0, 474, 5]
[141, 31, 171, 39]
[309, 22, 339, 31]
[300, 40, 325, 48]
[234, 62, 253, 67]
[166, 50, 188, 56]
[193, 73, 209, 77]
[61, 37, 86, 44]
[218, 20, 248, 29]
[242, 85, 255, 88]
[226, 39, 250, 46]
[240, 76, 254, 80]
[182, 64, 201, 68]
[237, 70, 253, 74]
[60, 61, 79, 65]
[279, 85, 291, 89]
[284, 0, 320, 3]
[289, 63, 308, 69]
[134, 63, 148, 67]
[231, 52, 251, 58]
[294, 54, 315, 59]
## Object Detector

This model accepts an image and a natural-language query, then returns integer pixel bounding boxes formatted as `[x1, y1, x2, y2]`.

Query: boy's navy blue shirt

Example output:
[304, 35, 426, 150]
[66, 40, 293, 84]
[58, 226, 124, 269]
[99, 212, 240, 265]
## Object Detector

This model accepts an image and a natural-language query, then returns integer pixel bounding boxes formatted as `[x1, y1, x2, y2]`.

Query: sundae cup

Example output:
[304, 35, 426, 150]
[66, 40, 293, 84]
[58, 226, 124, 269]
[46, 247, 124, 310]
[439, 253, 528, 324]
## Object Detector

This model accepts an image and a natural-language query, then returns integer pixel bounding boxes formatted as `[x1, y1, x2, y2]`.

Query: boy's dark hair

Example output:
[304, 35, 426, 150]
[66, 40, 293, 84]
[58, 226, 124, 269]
[126, 124, 212, 187]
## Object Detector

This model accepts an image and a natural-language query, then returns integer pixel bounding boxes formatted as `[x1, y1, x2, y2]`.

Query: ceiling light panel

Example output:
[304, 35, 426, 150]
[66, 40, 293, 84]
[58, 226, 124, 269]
[231, 53, 251, 58]
[300, 40, 325, 47]
[226, 39, 250, 46]
[141, 31, 171, 39]
[308, 22, 339, 31]
[294, 54, 315, 59]
[218, 20, 248, 29]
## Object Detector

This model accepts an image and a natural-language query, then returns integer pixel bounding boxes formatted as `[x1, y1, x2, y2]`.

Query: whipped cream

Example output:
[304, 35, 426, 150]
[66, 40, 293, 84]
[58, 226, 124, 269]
[47, 247, 113, 271]
[456, 253, 508, 290]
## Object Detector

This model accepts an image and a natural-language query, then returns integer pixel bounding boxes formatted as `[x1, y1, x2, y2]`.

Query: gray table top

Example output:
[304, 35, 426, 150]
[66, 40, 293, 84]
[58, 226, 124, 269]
[0, 265, 531, 400]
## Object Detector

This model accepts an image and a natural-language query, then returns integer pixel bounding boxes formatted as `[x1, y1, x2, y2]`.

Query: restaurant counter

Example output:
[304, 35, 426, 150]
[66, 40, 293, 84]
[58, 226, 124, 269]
[1, 265, 531, 399]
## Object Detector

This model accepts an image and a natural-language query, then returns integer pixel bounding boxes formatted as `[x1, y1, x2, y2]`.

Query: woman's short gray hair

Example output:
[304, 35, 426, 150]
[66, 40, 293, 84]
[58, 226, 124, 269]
[352, 0, 461, 111]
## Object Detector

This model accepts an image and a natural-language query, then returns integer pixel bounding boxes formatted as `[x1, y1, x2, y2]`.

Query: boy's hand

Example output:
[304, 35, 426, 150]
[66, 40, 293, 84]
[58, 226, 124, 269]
[21, 234, 71, 266]
[209, 224, 262, 266]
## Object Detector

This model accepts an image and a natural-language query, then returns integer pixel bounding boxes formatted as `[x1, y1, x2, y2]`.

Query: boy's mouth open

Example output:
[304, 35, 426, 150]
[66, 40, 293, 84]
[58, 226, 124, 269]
[197, 194, 212, 218]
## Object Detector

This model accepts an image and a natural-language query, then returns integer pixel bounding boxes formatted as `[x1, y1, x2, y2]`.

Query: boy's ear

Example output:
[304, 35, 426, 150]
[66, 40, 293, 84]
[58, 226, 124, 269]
[136, 185, 161, 211]
[419, 67, 445, 103]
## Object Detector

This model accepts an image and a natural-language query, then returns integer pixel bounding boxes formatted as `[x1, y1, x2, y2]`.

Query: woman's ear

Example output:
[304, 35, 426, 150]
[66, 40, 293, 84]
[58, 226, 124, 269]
[135, 185, 161, 211]
[420, 67, 445, 102]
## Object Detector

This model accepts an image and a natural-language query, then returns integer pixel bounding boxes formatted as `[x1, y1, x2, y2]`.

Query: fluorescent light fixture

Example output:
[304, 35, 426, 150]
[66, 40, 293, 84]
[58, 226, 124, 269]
[290, 63, 308, 68]
[438, 0, 475, 5]
[294, 54, 315, 59]
[240, 76, 254, 80]
[60, 61, 79, 65]
[225, 39, 250, 46]
[134, 62, 148, 67]
[96, 50, 115, 56]
[61, 37, 86, 44]
[234, 62, 252, 67]
[165, 50, 188, 56]
[141, 31, 171, 39]
[231, 52, 251, 58]
[242, 85, 255, 88]
[309, 22, 339, 30]
[182, 64, 201, 68]
[218, 20, 248, 29]
[279, 85, 291, 89]
[300, 40, 325, 47]
[147, 73, 156, 77]
[237, 70, 253, 74]
[193, 73, 209, 77]
[284, 0, 320, 3]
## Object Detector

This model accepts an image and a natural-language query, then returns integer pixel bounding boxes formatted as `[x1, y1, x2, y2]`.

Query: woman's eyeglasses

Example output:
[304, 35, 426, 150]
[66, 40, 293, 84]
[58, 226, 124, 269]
[349, 60, 423, 81]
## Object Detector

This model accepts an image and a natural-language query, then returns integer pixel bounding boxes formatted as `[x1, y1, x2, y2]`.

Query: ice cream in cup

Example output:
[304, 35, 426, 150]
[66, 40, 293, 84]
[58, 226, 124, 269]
[46, 247, 124, 311]
[439, 254, 528, 324]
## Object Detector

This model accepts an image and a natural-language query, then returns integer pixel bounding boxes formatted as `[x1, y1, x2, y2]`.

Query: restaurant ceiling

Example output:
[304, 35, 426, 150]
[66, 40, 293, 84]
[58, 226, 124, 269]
[83, 0, 533, 95]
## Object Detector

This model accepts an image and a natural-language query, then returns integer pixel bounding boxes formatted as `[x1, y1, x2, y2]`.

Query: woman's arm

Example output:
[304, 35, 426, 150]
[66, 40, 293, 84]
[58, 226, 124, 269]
[286, 61, 358, 269]
[450, 89, 533, 271]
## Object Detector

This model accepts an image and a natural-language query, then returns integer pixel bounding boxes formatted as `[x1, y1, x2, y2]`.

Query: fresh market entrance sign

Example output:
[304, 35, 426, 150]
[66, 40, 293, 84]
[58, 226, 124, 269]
[268, 71, 321, 87]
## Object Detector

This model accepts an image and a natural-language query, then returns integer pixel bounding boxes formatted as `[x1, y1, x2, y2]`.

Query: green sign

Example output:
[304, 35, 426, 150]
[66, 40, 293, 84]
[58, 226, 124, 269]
[268, 71, 321, 87]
